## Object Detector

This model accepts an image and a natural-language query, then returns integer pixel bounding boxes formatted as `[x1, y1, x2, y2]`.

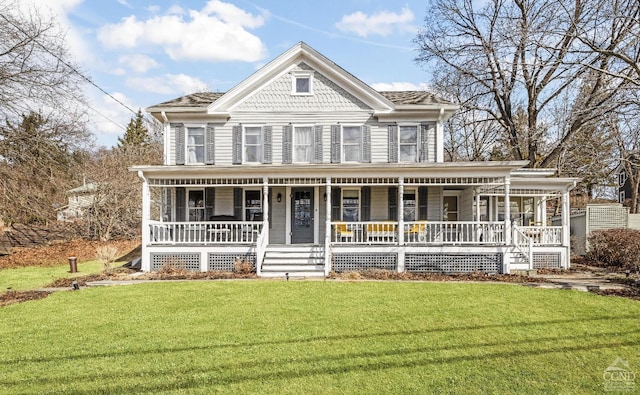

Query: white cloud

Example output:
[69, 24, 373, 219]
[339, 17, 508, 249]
[97, 0, 267, 62]
[371, 82, 432, 91]
[118, 54, 160, 73]
[335, 6, 416, 38]
[126, 73, 208, 95]
[116, 0, 132, 9]
[88, 91, 139, 148]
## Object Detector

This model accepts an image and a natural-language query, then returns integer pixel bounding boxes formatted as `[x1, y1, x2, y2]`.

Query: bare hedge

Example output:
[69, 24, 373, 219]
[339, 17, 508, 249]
[587, 229, 640, 270]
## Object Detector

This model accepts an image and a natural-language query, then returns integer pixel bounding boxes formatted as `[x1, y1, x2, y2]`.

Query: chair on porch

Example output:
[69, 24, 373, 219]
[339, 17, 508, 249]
[335, 222, 354, 242]
[366, 222, 396, 242]
[406, 221, 428, 242]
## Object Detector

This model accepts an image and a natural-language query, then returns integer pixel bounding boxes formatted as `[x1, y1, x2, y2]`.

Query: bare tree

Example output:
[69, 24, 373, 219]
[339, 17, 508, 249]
[83, 144, 162, 241]
[0, 1, 86, 120]
[414, 0, 627, 168]
[433, 69, 502, 161]
[609, 89, 640, 213]
[0, 1, 91, 224]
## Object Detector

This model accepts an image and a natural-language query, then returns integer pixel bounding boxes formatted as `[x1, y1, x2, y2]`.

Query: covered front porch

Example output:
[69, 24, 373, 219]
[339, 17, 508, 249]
[135, 163, 576, 276]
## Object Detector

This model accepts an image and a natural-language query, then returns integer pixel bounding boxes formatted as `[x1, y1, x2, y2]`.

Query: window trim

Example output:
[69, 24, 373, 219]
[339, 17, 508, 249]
[293, 124, 314, 163]
[341, 189, 361, 221]
[291, 71, 313, 96]
[398, 124, 419, 163]
[243, 125, 263, 164]
[619, 170, 627, 187]
[183, 125, 206, 165]
[341, 124, 363, 163]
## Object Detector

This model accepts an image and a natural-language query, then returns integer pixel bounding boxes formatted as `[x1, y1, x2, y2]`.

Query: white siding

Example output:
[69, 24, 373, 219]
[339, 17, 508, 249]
[427, 187, 442, 221]
[235, 62, 371, 112]
[629, 214, 640, 230]
[162, 71, 445, 166]
[168, 124, 176, 165]
[370, 187, 389, 221]
[428, 125, 436, 162]
[370, 124, 388, 163]
[214, 187, 234, 216]
[215, 125, 234, 165]
[460, 187, 474, 221]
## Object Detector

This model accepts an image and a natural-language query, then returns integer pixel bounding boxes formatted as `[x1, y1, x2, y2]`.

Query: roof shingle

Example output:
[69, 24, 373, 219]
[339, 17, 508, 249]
[149, 90, 453, 110]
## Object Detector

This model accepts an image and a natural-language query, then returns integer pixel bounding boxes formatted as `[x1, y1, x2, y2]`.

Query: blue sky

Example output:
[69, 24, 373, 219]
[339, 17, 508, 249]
[25, 0, 434, 147]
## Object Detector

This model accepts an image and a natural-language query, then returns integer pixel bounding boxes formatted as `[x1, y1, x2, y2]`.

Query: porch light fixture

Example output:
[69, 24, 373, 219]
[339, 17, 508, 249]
[277, 193, 282, 202]
[324, 193, 327, 201]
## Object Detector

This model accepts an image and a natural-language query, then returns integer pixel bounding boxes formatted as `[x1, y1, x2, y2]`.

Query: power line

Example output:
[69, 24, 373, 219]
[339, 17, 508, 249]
[0, 12, 141, 121]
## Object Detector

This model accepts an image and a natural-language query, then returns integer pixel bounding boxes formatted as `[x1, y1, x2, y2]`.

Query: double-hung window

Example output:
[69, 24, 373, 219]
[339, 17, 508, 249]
[294, 126, 313, 163]
[342, 126, 362, 162]
[244, 126, 262, 163]
[186, 127, 205, 164]
[342, 189, 360, 221]
[399, 126, 418, 162]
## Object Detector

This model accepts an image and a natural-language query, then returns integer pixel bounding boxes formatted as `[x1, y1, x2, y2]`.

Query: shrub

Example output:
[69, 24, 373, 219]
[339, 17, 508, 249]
[587, 229, 640, 270]
[96, 245, 119, 273]
[233, 257, 255, 274]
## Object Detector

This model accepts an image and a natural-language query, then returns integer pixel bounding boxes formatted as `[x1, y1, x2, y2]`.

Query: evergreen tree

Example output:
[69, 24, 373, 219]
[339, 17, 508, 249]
[118, 109, 149, 148]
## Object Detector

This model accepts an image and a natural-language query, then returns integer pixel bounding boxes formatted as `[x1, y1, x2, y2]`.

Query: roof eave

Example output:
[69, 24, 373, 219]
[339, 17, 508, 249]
[375, 105, 458, 122]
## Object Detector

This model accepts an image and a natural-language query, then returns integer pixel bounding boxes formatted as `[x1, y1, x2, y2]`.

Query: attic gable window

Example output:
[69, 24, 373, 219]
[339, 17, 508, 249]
[292, 72, 313, 95]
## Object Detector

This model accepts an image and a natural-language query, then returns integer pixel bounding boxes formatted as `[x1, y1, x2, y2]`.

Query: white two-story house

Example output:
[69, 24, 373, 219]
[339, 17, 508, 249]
[133, 42, 577, 277]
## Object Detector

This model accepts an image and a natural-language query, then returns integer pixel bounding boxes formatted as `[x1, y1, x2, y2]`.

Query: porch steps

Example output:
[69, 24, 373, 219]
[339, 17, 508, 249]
[260, 245, 325, 278]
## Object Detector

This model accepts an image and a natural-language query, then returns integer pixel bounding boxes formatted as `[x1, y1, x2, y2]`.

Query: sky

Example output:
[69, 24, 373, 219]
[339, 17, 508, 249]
[23, 0, 435, 148]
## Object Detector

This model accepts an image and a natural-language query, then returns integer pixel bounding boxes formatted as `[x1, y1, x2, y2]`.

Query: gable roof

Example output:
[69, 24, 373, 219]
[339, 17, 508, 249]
[146, 42, 458, 119]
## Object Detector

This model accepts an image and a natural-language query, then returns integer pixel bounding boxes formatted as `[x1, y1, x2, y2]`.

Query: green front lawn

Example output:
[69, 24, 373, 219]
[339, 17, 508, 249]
[0, 260, 105, 291]
[0, 281, 638, 394]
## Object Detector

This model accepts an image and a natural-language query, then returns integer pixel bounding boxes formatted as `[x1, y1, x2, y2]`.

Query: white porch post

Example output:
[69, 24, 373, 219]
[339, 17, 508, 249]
[138, 171, 151, 272]
[503, 175, 512, 274]
[262, 177, 269, 244]
[562, 187, 571, 268]
[504, 175, 512, 245]
[398, 177, 405, 244]
[475, 188, 480, 221]
[325, 177, 332, 276]
[397, 177, 405, 272]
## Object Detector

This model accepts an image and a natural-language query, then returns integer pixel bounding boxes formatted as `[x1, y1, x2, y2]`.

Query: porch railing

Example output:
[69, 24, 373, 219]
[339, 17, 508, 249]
[148, 221, 263, 245]
[518, 226, 562, 245]
[403, 221, 506, 245]
[331, 221, 506, 245]
[255, 222, 268, 276]
[513, 225, 533, 269]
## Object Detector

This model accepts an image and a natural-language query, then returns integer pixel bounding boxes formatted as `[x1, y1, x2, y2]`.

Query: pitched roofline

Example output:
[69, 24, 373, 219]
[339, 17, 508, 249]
[208, 42, 396, 113]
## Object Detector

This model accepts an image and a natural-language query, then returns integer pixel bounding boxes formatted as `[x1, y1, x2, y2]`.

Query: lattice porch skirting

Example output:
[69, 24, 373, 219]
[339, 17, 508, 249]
[332, 253, 397, 272]
[405, 253, 502, 274]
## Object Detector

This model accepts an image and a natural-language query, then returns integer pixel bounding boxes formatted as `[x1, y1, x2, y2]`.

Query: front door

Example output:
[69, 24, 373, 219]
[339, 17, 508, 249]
[291, 187, 314, 244]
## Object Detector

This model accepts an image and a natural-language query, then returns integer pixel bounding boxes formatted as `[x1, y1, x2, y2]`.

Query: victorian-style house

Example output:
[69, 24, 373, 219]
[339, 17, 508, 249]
[132, 42, 577, 277]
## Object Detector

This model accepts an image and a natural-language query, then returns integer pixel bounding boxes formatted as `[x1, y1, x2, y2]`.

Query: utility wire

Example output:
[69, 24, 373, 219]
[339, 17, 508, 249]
[0, 13, 138, 117]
